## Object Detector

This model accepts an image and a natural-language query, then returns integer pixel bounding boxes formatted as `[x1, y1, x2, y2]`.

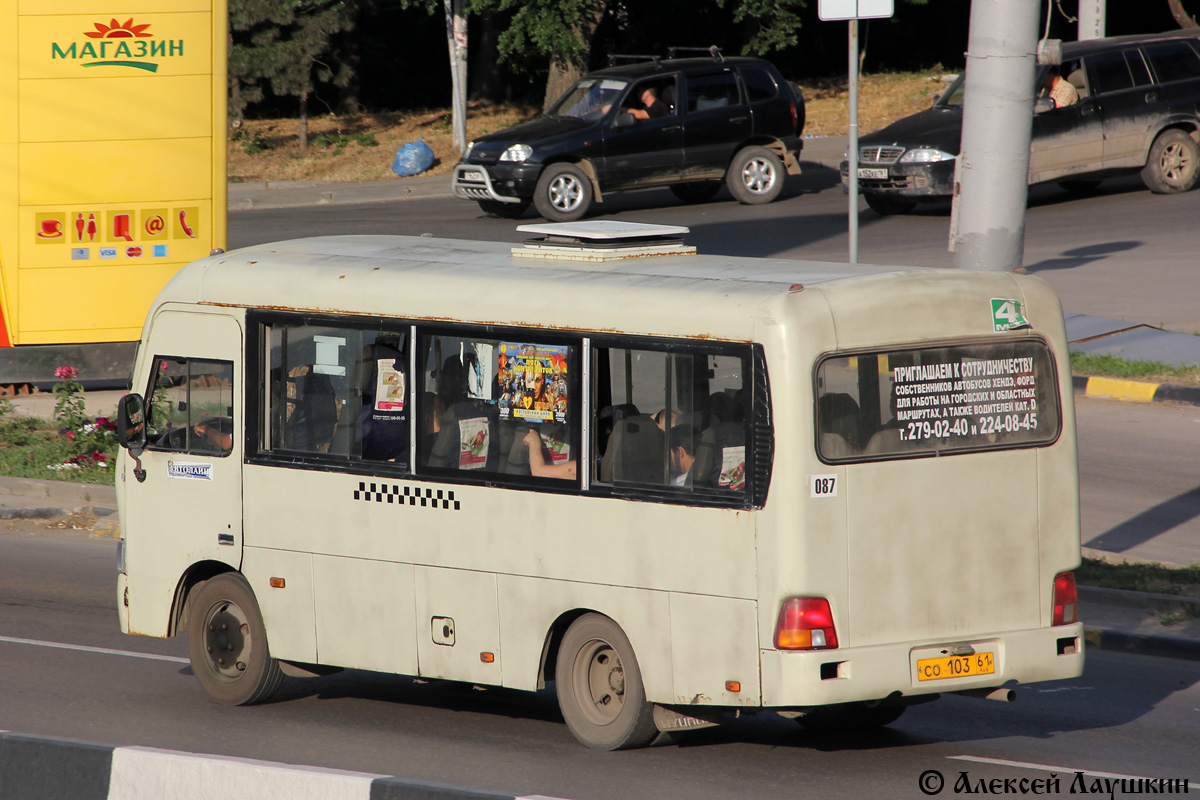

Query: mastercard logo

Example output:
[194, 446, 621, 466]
[126, 246, 143, 257]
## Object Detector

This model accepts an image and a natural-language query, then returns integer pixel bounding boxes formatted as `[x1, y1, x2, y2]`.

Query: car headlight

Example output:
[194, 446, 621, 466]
[898, 148, 955, 163]
[499, 144, 532, 162]
[463, 141, 474, 159]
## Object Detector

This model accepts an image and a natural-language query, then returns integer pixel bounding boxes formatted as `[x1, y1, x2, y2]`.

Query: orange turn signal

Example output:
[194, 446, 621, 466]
[269, 577, 286, 589]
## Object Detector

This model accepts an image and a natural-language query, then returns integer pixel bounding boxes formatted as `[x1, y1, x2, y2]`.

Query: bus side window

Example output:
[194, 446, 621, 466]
[594, 345, 748, 494]
[145, 357, 234, 455]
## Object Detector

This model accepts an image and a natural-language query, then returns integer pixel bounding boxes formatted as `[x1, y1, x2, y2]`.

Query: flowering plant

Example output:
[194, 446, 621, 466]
[47, 366, 118, 475]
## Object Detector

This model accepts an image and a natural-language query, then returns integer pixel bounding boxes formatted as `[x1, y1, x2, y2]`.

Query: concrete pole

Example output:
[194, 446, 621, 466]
[951, 0, 1041, 272]
[1078, 0, 1106, 40]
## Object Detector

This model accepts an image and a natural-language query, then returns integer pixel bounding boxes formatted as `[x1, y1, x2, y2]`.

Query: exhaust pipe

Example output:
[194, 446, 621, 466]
[955, 687, 1016, 702]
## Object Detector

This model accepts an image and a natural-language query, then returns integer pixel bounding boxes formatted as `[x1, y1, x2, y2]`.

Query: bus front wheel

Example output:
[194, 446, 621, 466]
[555, 614, 658, 750]
[187, 573, 284, 706]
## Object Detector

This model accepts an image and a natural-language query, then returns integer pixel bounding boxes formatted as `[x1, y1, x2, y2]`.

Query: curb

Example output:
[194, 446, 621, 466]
[1071, 374, 1200, 407]
[0, 731, 567, 800]
[1083, 626, 1200, 661]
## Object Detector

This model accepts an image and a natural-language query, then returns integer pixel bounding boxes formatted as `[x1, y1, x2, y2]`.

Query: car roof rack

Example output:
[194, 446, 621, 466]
[607, 53, 662, 68]
[667, 45, 723, 63]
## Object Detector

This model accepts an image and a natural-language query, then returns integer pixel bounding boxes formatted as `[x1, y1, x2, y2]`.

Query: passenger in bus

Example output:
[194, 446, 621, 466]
[669, 423, 700, 487]
[523, 427, 577, 479]
[193, 417, 233, 452]
[653, 408, 680, 430]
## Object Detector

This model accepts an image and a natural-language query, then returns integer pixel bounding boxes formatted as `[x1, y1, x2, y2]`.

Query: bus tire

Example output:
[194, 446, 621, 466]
[795, 702, 906, 731]
[187, 573, 284, 706]
[726, 145, 784, 205]
[534, 163, 593, 222]
[555, 613, 658, 750]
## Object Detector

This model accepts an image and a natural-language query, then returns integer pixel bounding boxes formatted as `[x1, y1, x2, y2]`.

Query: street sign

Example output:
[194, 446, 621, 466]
[817, 0, 894, 21]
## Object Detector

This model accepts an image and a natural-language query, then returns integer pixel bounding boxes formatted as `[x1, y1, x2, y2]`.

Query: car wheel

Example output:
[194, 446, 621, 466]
[796, 702, 906, 731]
[726, 146, 785, 204]
[1057, 179, 1102, 195]
[1140, 129, 1200, 194]
[534, 163, 593, 222]
[669, 181, 722, 204]
[477, 199, 530, 219]
[187, 573, 284, 706]
[555, 613, 659, 750]
[864, 193, 916, 215]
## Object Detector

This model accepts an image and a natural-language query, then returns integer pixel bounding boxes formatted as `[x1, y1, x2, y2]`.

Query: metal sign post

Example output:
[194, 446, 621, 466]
[818, 0, 893, 265]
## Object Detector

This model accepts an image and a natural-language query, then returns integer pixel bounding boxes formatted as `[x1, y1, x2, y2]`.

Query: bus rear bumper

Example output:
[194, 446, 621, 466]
[759, 623, 1085, 709]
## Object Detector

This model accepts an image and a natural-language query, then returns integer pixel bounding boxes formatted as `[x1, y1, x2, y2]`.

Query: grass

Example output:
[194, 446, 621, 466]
[227, 68, 954, 184]
[0, 404, 117, 485]
[1076, 557, 1200, 608]
[1070, 352, 1200, 387]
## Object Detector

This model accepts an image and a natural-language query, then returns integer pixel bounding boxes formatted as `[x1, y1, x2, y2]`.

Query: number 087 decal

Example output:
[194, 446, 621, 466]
[809, 474, 838, 498]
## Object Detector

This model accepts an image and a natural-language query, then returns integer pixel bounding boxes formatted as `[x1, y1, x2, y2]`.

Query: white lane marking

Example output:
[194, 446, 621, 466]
[948, 755, 1200, 789]
[0, 634, 189, 664]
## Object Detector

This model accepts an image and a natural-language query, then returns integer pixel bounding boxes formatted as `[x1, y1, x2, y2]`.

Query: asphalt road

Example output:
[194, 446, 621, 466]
[228, 159, 1200, 334]
[0, 529, 1197, 800]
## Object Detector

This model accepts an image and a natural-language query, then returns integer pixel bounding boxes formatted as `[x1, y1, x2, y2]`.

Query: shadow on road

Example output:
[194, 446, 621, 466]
[1083, 484, 1200, 554]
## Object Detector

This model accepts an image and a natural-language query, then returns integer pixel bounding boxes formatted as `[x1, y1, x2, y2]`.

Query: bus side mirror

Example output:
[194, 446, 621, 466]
[118, 393, 147, 454]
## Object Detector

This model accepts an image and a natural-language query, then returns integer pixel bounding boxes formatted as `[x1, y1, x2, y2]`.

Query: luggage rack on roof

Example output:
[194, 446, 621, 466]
[512, 221, 696, 261]
[605, 45, 723, 68]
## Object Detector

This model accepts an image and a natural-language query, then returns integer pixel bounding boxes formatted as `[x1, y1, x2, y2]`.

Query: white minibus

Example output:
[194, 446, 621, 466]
[116, 226, 1083, 749]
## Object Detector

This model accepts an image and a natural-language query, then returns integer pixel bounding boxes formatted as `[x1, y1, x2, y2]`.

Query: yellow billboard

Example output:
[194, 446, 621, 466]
[0, 0, 226, 364]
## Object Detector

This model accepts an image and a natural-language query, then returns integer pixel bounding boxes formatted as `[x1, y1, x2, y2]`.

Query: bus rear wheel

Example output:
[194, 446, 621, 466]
[187, 573, 284, 706]
[555, 614, 658, 750]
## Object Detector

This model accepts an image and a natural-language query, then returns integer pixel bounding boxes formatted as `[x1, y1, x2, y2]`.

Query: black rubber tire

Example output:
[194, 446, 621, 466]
[1057, 179, 1103, 195]
[533, 163, 593, 222]
[864, 192, 916, 216]
[726, 146, 785, 205]
[1140, 129, 1200, 194]
[555, 613, 659, 750]
[477, 199, 530, 219]
[796, 702, 906, 731]
[669, 181, 722, 204]
[187, 573, 284, 706]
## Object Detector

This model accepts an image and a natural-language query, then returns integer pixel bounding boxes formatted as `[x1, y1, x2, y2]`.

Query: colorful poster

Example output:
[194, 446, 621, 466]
[458, 417, 489, 469]
[719, 446, 746, 489]
[497, 342, 569, 425]
[374, 359, 406, 411]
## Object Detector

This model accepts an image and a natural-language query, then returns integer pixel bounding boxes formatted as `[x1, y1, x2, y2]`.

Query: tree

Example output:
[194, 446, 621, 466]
[1168, 0, 1199, 27]
[229, 0, 357, 150]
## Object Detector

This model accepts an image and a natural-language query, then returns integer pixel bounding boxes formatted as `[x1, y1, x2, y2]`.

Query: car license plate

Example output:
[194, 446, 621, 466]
[857, 167, 889, 180]
[461, 169, 485, 182]
[916, 651, 995, 682]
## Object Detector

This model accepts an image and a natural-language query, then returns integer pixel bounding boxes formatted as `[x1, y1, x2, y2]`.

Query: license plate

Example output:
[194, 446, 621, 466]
[858, 167, 889, 180]
[460, 169, 485, 182]
[916, 651, 995, 682]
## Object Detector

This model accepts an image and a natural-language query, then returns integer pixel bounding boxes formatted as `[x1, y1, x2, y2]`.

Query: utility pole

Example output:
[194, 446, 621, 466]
[444, 0, 468, 153]
[951, 0, 1041, 272]
[1078, 0, 1106, 40]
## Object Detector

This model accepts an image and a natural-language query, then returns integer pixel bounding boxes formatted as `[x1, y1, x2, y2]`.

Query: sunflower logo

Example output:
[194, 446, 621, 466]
[84, 18, 153, 39]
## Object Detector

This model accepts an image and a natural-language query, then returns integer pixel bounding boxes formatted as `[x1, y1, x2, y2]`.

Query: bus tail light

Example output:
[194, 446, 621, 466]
[774, 597, 839, 650]
[1052, 572, 1078, 626]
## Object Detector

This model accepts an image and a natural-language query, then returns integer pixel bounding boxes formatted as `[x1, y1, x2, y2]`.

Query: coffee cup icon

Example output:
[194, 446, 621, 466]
[38, 218, 64, 239]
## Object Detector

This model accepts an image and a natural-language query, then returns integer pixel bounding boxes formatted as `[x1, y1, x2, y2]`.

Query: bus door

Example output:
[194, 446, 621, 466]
[124, 311, 242, 634]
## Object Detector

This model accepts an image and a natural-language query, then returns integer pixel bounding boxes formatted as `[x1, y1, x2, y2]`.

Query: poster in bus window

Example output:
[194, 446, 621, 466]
[458, 417, 489, 469]
[719, 446, 746, 490]
[496, 342, 569, 425]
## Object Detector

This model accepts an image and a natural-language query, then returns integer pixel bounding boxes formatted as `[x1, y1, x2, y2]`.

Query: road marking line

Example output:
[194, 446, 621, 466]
[0, 634, 189, 664]
[948, 755, 1200, 789]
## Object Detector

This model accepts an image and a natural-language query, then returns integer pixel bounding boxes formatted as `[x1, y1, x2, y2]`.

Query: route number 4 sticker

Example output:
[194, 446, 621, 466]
[991, 298, 1029, 332]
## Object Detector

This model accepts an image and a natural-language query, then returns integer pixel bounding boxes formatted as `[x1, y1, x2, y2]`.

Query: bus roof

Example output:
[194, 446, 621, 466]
[158, 235, 1029, 342]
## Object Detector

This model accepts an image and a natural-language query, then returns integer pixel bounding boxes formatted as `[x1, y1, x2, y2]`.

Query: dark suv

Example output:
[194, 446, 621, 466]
[842, 29, 1200, 214]
[452, 52, 805, 221]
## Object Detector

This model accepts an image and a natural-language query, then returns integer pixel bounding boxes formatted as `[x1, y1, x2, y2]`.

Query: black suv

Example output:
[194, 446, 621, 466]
[842, 29, 1200, 214]
[452, 52, 805, 221]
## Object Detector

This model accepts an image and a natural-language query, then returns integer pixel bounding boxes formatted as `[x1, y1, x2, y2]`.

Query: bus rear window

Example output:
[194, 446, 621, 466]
[816, 339, 1061, 461]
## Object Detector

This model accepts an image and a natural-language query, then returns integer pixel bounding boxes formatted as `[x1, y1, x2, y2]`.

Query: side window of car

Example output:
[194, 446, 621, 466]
[740, 66, 778, 103]
[1125, 49, 1153, 87]
[1144, 41, 1200, 84]
[1089, 50, 1134, 95]
[686, 72, 742, 113]
[145, 357, 234, 456]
